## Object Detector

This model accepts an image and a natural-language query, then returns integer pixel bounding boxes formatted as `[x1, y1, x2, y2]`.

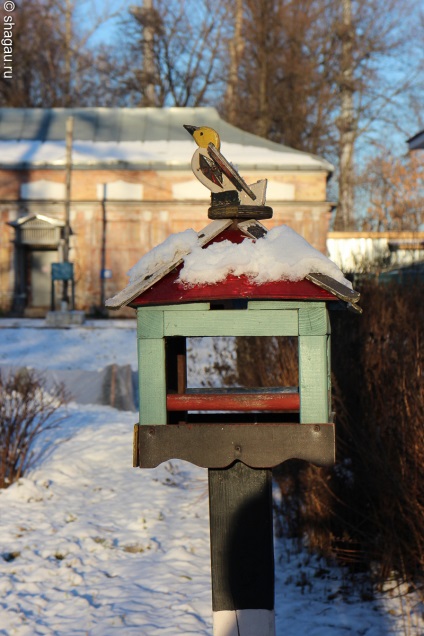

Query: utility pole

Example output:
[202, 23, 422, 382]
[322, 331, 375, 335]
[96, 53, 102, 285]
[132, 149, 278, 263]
[62, 115, 73, 308]
[100, 184, 107, 310]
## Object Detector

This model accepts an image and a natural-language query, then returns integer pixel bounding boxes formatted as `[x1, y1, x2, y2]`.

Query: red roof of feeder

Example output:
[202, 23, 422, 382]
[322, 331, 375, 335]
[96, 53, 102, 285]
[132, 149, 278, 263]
[131, 262, 336, 306]
[106, 219, 361, 311]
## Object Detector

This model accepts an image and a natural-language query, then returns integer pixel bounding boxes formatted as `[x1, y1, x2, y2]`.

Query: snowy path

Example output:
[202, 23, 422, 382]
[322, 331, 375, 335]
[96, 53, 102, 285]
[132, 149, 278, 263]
[0, 406, 212, 635]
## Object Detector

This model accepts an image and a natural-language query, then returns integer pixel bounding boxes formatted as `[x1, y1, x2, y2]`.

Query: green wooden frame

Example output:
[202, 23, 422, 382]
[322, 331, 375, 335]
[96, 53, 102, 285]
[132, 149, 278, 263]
[137, 301, 331, 427]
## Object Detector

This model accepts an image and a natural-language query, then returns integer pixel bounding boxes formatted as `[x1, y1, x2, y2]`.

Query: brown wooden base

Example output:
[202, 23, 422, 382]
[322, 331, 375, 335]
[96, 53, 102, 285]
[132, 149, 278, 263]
[134, 422, 335, 469]
[208, 204, 273, 220]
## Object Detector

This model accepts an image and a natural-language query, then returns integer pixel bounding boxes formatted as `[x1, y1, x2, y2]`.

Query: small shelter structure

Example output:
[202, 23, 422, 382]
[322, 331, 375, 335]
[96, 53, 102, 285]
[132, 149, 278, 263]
[7, 214, 67, 312]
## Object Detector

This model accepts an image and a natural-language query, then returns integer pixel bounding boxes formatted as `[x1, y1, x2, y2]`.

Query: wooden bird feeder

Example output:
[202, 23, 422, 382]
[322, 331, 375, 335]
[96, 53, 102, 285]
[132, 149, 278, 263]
[107, 218, 360, 636]
[106, 125, 360, 636]
[130, 221, 345, 470]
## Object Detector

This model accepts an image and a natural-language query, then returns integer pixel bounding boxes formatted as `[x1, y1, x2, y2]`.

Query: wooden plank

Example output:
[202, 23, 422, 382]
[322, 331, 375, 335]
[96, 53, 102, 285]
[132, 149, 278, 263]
[138, 338, 167, 425]
[327, 331, 332, 410]
[137, 309, 164, 339]
[166, 391, 300, 412]
[136, 423, 336, 468]
[140, 303, 210, 311]
[298, 305, 329, 336]
[249, 300, 325, 310]
[299, 335, 329, 423]
[208, 464, 274, 615]
[237, 219, 268, 239]
[105, 219, 232, 309]
[164, 309, 298, 337]
[306, 272, 361, 305]
[180, 387, 297, 394]
[133, 423, 139, 467]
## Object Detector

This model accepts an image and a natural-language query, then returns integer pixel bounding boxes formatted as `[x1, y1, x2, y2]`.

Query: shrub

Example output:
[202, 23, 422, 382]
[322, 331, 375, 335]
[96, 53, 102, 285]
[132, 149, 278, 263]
[235, 282, 424, 585]
[0, 368, 68, 489]
[329, 281, 424, 581]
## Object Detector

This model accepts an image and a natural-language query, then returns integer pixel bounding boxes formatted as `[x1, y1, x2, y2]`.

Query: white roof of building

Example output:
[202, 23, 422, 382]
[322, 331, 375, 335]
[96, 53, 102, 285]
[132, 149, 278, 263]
[0, 107, 333, 172]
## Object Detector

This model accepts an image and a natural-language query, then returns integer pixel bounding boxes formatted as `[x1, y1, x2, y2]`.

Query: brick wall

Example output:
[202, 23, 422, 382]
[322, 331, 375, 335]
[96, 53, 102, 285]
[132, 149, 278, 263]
[0, 167, 332, 316]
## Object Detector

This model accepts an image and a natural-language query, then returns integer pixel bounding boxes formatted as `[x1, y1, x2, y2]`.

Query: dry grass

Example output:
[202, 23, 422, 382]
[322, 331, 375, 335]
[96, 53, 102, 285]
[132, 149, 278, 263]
[330, 281, 424, 582]
[235, 282, 424, 585]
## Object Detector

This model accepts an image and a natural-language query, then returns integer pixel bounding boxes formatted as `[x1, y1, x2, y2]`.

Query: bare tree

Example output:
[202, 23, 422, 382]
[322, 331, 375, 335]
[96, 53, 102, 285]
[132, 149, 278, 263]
[0, 0, 120, 107]
[221, 0, 339, 155]
[129, 0, 160, 106]
[121, 0, 228, 107]
[331, 0, 424, 229]
[358, 148, 424, 231]
[221, 0, 424, 230]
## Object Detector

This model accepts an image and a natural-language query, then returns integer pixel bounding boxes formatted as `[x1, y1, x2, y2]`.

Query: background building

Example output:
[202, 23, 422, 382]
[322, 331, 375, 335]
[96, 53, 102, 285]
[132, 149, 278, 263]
[327, 231, 424, 277]
[0, 107, 334, 316]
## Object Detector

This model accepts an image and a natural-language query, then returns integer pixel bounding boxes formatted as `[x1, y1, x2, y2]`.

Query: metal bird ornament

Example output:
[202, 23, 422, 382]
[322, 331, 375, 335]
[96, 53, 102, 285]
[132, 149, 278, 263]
[184, 125, 272, 220]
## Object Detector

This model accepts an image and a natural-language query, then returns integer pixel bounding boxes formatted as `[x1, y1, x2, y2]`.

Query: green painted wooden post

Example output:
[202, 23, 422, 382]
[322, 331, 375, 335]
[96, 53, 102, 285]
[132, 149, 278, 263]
[298, 304, 330, 424]
[137, 308, 167, 425]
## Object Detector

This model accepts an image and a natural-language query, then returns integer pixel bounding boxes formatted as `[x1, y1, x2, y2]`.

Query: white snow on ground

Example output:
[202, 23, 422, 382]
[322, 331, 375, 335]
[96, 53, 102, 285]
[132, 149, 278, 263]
[0, 321, 423, 635]
[0, 322, 138, 371]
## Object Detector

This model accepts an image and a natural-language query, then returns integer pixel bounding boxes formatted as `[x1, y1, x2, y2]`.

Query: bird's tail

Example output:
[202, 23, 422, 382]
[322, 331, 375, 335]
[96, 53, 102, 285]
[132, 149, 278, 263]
[240, 179, 267, 206]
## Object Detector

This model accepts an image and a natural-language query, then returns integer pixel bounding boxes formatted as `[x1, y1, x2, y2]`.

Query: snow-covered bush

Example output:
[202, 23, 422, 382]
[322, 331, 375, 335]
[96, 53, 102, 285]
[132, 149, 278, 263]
[0, 369, 68, 488]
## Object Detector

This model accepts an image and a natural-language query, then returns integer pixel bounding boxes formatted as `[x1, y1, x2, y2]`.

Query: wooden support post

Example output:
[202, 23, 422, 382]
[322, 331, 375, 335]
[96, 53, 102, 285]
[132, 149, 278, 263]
[209, 463, 275, 636]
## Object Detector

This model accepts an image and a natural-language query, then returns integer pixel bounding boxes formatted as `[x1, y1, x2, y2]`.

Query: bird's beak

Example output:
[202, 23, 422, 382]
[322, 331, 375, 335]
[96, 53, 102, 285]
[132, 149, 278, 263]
[183, 124, 198, 137]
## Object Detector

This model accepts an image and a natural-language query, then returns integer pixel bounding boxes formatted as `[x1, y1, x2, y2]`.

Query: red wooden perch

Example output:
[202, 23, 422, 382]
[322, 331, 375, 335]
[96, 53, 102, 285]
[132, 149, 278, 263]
[166, 391, 300, 412]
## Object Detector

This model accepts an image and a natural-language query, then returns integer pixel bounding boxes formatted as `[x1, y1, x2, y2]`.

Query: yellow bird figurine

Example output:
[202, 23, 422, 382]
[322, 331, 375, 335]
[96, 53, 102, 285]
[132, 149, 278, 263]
[183, 125, 267, 206]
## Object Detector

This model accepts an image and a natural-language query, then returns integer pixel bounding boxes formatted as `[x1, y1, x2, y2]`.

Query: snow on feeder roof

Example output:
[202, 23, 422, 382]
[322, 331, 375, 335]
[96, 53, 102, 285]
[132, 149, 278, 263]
[106, 219, 360, 310]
